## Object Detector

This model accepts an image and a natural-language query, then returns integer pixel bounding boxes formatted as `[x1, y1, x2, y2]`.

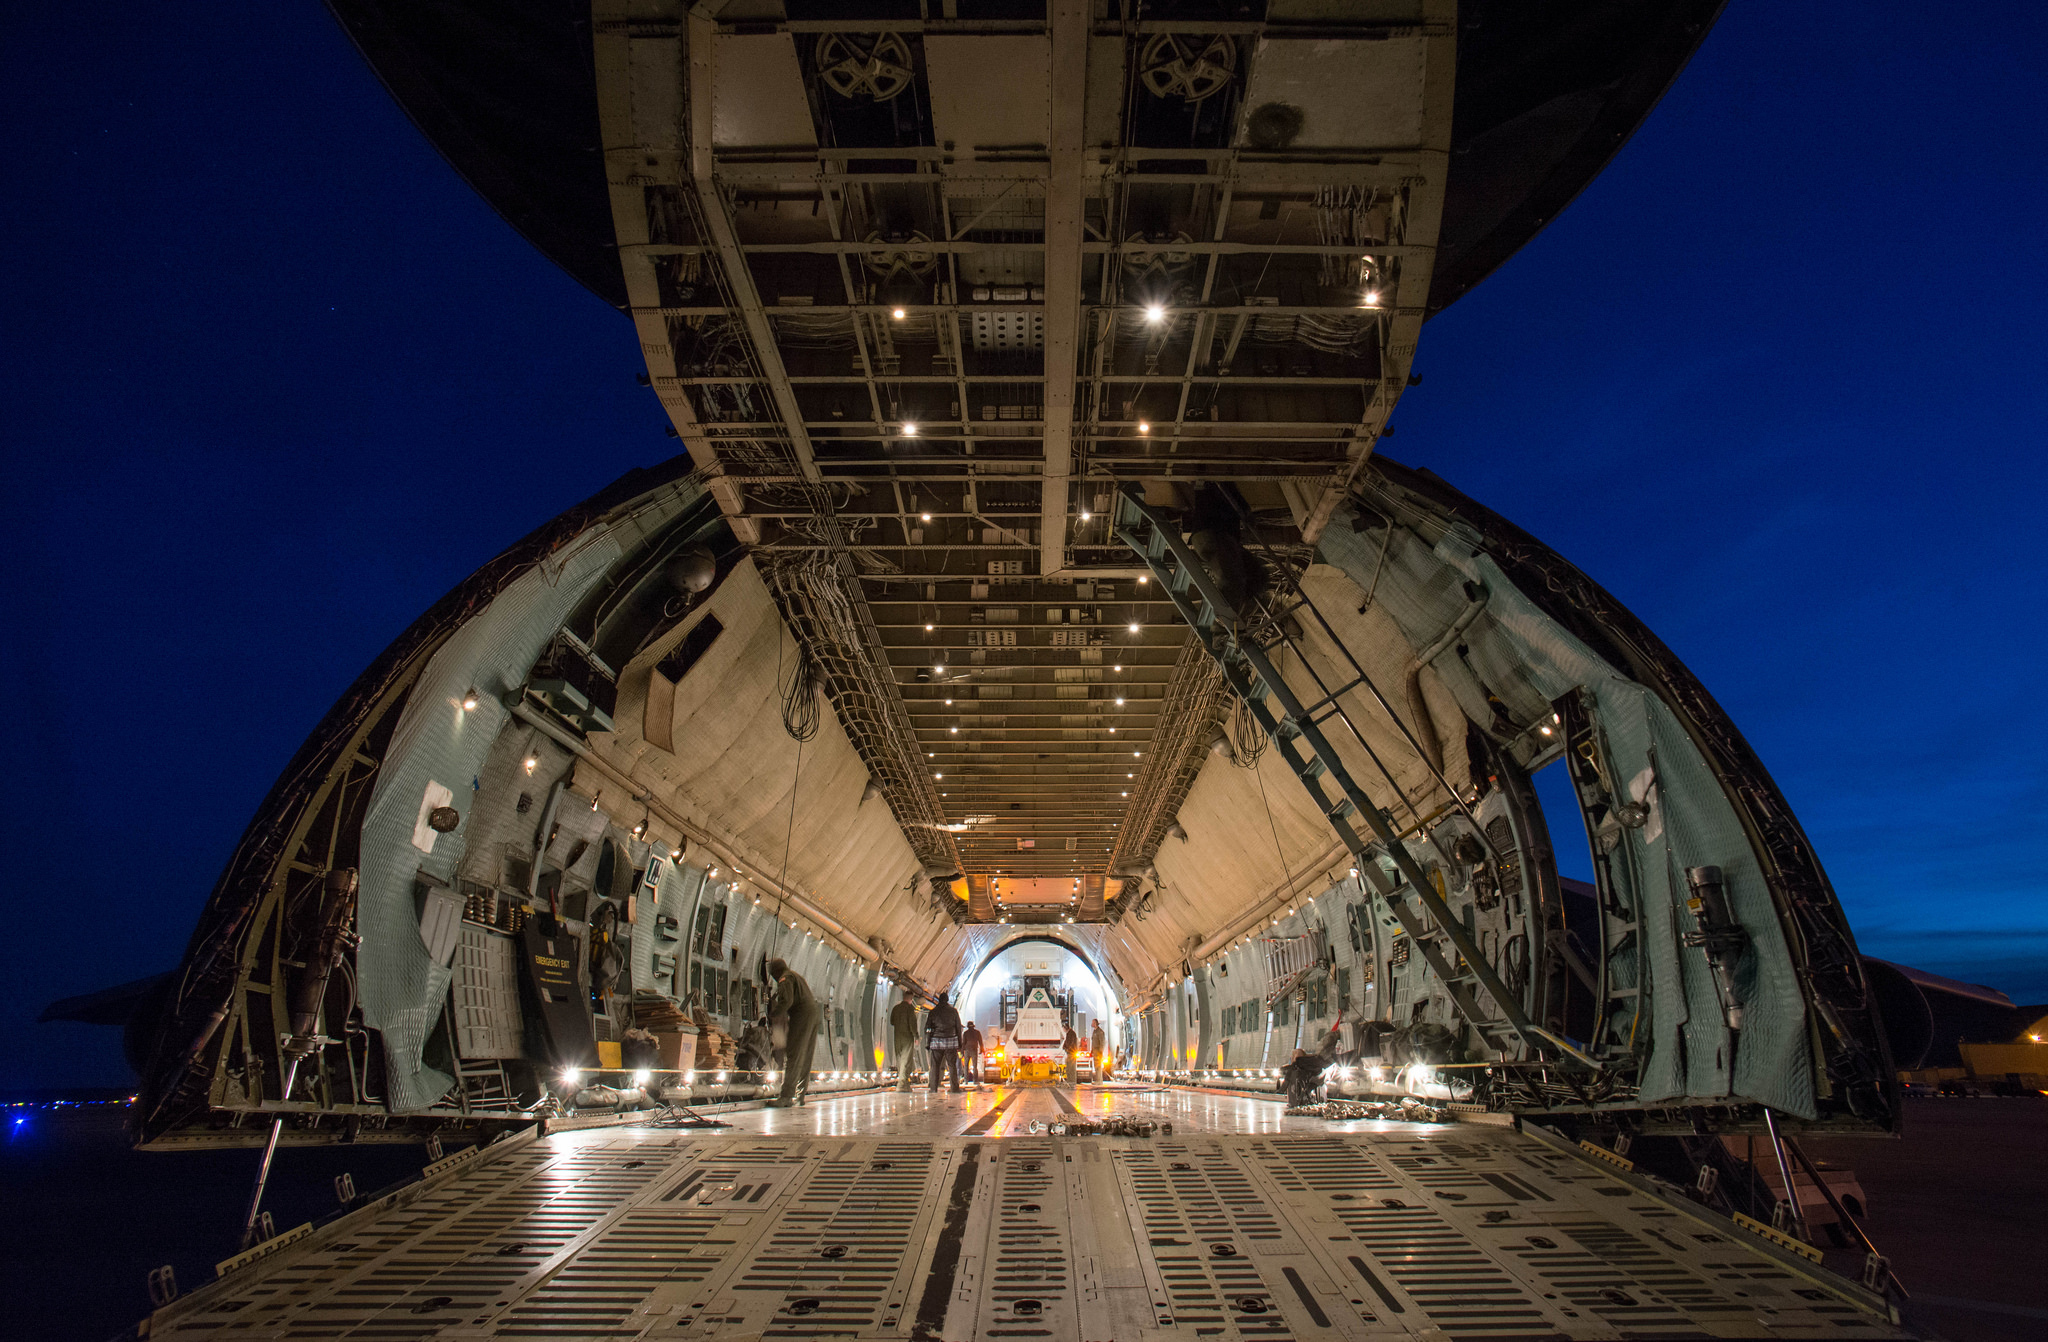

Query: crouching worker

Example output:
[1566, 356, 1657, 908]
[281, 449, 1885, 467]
[1281, 1012, 1345, 1107]
[763, 958, 821, 1108]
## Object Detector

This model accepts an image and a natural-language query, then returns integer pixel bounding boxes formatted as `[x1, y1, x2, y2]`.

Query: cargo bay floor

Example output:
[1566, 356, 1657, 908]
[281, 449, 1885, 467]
[142, 1086, 1908, 1341]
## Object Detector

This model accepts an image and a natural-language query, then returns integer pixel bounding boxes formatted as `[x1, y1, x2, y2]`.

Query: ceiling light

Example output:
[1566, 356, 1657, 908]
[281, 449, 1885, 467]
[1080, 509, 1092, 521]
[1137, 421, 1150, 434]
[460, 687, 480, 711]
[1127, 772, 1134, 778]
[921, 511, 932, 522]
[1109, 726, 1116, 733]
[523, 755, 539, 774]
[1362, 291, 1381, 307]
[1134, 751, 1142, 757]
[944, 697, 954, 705]
[925, 622, 935, 631]
[1128, 622, 1140, 634]
[1144, 304, 1165, 323]
[934, 663, 945, 673]
[1113, 664, 1122, 672]
[949, 726, 958, 734]
[1121, 791, 1128, 797]
[1115, 697, 1125, 706]
[903, 422, 918, 436]
[892, 307, 907, 319]
[934, 773, 943, 780]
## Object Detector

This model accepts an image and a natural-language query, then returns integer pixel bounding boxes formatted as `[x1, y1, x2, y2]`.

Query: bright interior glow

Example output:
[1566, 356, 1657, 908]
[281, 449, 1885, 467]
[1144, 304, 1165, 323]
[631, 1069, 652, 1087]
[560, 1069, 581, 1086]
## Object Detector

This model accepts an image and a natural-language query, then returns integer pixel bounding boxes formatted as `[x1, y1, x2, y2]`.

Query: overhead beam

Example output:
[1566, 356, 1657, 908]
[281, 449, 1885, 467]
[685, 8, 820, 486]
[1037, 0, 1088, 577]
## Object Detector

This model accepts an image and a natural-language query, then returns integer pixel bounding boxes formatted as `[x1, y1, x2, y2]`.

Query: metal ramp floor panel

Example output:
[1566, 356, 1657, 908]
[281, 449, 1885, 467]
[144, 1121, 1906, 1341]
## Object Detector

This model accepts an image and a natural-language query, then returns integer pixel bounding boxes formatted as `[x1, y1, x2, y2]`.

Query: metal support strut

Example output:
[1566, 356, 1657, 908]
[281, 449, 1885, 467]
[1111, 488, 1548, 1058]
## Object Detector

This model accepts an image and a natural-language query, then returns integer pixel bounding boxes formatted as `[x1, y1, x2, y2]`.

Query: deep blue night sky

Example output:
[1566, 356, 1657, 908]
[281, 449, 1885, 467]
[4, 3, 2045, 1088]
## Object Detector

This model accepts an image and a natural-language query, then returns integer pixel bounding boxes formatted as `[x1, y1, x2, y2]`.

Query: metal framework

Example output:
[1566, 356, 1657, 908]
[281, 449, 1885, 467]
[594, 1, 1456, 902]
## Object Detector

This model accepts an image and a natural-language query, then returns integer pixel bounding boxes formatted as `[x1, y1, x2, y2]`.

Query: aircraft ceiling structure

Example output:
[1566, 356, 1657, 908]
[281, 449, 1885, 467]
[132, 0, 1904, 1146]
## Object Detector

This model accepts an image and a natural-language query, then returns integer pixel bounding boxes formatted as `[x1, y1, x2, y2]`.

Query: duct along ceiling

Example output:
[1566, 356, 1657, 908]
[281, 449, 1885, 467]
[132, 1, 1905, 1142]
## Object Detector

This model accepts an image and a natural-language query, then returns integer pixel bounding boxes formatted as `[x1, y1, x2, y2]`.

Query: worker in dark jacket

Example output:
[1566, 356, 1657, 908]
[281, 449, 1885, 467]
[764, 958, 822, 1107]
[959, 1021, 984, 1085]
[1090, 1018, 1108, 1081]
[925, 991, 964, 1094]
[1062, 1022, 1081, 1077]
[889, 994, 921, 1091]
[1281, 1013, 1346, 1107]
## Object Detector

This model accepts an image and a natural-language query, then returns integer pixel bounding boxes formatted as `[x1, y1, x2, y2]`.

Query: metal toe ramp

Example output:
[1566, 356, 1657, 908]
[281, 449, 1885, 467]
[145, 1125, 1904, 1340]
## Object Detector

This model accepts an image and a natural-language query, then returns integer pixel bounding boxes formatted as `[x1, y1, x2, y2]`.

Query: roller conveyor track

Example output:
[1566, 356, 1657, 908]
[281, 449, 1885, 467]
[142, 1090, 1904, 1341]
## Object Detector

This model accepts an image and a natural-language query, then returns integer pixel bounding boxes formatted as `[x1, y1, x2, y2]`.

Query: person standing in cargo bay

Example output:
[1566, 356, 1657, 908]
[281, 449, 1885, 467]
[764, 958, 821, 1107]
[890, 993, 921, 1091]
[925, 991, 964, 1094]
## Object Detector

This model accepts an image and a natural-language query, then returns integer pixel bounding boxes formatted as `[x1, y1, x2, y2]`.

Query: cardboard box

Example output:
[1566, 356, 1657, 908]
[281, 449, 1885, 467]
[654, 1030, 698, 1070]
[596, 1040, 622, 1070]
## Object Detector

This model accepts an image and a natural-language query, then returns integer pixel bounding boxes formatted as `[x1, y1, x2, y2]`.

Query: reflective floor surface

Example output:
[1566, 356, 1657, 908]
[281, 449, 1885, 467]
[140, 1086, 1908, 1340]
[706, 1083, 1356, 1139]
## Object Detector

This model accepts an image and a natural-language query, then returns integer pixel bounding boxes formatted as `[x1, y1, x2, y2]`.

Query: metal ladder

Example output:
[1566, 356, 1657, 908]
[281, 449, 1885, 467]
[1111, 487, 1546, 1056]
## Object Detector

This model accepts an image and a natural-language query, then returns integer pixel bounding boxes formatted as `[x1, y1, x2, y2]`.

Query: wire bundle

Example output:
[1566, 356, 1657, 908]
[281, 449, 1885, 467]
[780, 642, 822, 743]
[1225, 692, 1268, 769]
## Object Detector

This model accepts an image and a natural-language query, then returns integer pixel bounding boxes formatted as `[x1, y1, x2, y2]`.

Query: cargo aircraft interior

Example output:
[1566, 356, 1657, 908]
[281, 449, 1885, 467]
[120, 2, 1924, 1338]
